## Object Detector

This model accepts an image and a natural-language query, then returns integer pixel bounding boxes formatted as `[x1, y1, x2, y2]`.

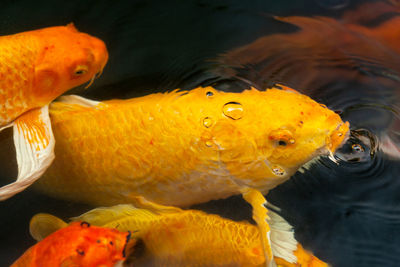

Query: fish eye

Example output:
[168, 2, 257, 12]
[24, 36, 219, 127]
[73, 65, 89, 76]
[278, 140, 287, 146]
[80, 221, 90, 228]
[269, 129, 295, 147]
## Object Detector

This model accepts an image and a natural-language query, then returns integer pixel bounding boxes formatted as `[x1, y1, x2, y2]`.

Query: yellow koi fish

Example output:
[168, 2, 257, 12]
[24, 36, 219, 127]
[30, 197, 328, 267]
[0, 23, 108, 200]
[35, 86, 349, 265]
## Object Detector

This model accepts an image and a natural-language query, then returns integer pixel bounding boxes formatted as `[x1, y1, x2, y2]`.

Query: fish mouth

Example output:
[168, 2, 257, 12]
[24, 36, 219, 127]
[326, 121, 350, 162]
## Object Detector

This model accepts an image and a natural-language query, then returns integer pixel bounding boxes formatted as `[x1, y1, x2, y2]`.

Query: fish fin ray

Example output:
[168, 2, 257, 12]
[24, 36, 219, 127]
[71, 203, 160, 229]
[0, 122, 13, 132]
[241, 188, 275, 267]
[268, 208, 298, 264]
[267, 203, 330, 266]
[0, 105, 55, 200]
[128, 196, 183, 214]
[30, 213, 68, 241]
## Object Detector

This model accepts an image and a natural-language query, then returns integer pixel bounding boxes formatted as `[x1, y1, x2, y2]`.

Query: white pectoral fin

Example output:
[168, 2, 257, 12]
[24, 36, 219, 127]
[267, 204, 330, 266]
[0, 105, 55, 200]
[267, 204, 298, 264]
[0, 122, 13, 132]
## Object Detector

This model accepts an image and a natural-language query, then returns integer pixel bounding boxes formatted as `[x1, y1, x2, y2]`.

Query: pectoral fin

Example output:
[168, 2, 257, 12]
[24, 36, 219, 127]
[268, 203, 329, 267]
[241, 188, 274, 267]
[0, 105, 55, 200]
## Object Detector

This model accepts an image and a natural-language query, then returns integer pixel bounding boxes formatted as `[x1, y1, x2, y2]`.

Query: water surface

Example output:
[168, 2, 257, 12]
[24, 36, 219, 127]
[1, 1, 400, 266]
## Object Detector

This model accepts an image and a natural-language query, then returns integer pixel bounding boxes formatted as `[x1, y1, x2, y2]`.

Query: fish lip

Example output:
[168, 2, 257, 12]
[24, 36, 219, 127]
[331, 122, 350, 151]
[326, 121, 350, 163]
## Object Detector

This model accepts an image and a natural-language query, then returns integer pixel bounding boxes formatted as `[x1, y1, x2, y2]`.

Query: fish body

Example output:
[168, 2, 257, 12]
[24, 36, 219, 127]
[37, 87, 349, 207]
[36, 87, 348, 265]
[217, 2, 400, 93]
[0, 23, 108, 126]
[29, 198, 328, 267]
[0, 23, 108, 200]
[11, 221, 129, 267]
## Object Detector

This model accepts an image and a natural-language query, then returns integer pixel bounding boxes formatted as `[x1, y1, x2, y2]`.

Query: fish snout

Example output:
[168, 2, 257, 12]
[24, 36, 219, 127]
[327, 121, 350, 155]
[90, 37, 108, 74]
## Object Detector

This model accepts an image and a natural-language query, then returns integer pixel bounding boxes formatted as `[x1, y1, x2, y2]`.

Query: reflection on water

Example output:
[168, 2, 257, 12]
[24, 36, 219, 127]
[1, 0, 400, 266]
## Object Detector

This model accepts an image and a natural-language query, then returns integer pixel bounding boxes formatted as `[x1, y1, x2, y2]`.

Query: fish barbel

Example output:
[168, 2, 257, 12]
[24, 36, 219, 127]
[36, 85, 349, 265]
[29, 197, 329, 267]
[0, 23, 108, 200]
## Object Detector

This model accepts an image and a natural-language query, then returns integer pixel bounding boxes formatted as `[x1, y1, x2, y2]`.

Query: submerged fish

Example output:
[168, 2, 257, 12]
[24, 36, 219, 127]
[217, 1, 400, 92]
[0, 23, 108, 200]
[11, 221, 130, 267]
[30, 197, 328, 267]
[35, 86, 349, 264]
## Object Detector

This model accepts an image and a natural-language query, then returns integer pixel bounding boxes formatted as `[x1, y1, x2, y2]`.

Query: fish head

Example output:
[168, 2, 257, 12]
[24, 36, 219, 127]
[59, 222, 128, 265]
[202, 87, 349, 188]
[78, 223, 129, 265]
[252, 88, 349, 181]
[32, 23, 108, 104]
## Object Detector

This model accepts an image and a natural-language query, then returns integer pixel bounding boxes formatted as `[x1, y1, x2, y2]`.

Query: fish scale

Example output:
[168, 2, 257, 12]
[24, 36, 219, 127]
[0, 35, 36, 124]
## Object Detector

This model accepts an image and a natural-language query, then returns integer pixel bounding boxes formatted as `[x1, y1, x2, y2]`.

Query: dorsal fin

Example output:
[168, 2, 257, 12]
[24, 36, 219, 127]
[71, 204, 159, 230]
[30, 213, 68, 241]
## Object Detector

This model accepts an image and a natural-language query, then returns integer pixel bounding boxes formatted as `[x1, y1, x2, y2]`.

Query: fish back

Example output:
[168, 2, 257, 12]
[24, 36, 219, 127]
[0, 33, 38, 126]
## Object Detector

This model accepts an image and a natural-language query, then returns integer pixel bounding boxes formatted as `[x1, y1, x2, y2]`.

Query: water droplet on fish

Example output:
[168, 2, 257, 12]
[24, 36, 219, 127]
[206, 91, 214, 97]
[352, 144, 364, 152]
[203, 117, 213, 128]
[205, 140, 213, 147]
[271, 165, 285, 176]
[222, 102, 243, 120]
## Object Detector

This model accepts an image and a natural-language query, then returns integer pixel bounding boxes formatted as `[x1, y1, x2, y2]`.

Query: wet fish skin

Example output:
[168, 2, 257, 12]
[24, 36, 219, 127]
[37, 86, 349, 207]
[0, 23, 109, 201]
[0, 23, 108, 126]
[29, 198, 328, 267]
[11, 221, 129, 267]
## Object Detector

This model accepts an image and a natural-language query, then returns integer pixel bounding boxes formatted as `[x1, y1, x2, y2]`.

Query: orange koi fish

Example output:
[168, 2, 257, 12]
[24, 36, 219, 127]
[0, 23, 108, 200]
[29, 197, 328, 267]
[11, 221, 130, 267]
[35, 86, 348, 265]
[217, 1, 400, 91]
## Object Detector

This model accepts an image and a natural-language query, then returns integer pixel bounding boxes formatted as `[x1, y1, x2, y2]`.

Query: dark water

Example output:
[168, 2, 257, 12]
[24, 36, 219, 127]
[1, 0, 400, 266]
